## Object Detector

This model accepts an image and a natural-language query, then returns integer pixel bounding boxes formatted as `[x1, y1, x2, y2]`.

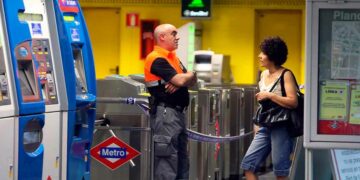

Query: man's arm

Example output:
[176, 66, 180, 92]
[169, 71, 196, 87]
[151, 58, 197, 87]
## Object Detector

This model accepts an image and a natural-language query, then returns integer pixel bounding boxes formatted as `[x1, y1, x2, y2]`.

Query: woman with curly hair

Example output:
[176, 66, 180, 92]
[240, 36, 299, 180]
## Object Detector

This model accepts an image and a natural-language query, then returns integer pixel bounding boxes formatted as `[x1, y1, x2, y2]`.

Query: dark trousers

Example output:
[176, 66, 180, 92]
[151, 106, 189, 180]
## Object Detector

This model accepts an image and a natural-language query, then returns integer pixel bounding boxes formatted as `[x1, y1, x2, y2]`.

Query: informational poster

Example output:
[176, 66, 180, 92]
[331, 149, 360, 180]
[349, 84, 360, 124]
[318, 9, 360, 81]
[319, 80, 349, 120]
[331, 20, 360, 80]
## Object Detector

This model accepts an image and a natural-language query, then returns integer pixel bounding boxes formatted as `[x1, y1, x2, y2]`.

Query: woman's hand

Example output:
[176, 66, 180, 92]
[255, 91, 273, 101]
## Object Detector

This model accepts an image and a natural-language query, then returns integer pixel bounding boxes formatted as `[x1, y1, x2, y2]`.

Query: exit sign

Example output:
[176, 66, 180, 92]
[181, 0, 211, 18]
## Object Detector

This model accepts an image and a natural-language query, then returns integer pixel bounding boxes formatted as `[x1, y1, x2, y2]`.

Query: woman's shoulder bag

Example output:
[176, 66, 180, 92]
[280, 69, 304, 137]
[253, 70, 290, 127]
[253, 69, 304, 137]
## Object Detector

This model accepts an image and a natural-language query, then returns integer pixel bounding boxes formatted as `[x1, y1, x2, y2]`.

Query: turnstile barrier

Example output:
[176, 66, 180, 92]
[229, 86, 258, 179]
[91, 115, 151, 180]
[197, 88, 221, 180]
[93, 77, 151, 180]
[187, 91, 199, 180]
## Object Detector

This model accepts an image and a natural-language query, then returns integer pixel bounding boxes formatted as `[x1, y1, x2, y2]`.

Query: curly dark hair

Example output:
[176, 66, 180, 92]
[260, 36, 288, 66]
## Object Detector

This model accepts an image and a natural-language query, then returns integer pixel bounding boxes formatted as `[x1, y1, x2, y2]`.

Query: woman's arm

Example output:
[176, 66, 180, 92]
[270, 71, 298, 108]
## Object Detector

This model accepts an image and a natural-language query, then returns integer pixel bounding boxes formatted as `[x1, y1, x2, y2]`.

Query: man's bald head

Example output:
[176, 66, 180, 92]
[154, 24, 175, 42]
[153, 24, 179, 51]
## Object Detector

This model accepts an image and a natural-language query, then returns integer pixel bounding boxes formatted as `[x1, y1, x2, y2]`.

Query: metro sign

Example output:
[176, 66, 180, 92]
[90, 136, 141, 170]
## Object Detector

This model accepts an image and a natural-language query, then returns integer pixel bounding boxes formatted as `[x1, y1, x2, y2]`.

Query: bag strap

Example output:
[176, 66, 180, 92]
[268, 76, 281, 93]
[280, 69, 300, 97]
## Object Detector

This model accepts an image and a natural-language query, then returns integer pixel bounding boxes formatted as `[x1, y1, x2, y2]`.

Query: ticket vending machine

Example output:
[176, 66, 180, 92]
[52, 0, 97, 179]
[17, 0, 68, 179]
[2, 0, 47, 179]
[0, 6, 16, 179]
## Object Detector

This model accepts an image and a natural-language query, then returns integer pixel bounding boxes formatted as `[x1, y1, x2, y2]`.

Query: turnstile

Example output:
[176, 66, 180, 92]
[229, 86, 258, 179]
[206, 87, 232, 180]
[91, 116, 151, 180]
[96, 76, 146, 116]
[197, 88, 220, 180]
[205, 84, 258, 179]
[187, 90, 199, 180]
[94, 76, 151, 180]
[218, 89, 231, 180]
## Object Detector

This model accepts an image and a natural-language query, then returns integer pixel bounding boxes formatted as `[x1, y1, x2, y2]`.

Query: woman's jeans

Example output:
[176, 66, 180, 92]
[241, 126, 294, 176]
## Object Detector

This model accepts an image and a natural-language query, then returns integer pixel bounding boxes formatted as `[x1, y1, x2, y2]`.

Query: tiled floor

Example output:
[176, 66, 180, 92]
[258, 172, 276, 180]
[240, 172, 276, 180]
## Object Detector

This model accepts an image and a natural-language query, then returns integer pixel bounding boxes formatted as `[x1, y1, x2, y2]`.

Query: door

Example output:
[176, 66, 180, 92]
[82, 8, 120, 79]
[255, 10, 303, 83]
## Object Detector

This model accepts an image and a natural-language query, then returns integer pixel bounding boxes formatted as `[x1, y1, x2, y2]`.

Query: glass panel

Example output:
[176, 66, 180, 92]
[23, 119, 43, 153]
[318, 9, 360, 135]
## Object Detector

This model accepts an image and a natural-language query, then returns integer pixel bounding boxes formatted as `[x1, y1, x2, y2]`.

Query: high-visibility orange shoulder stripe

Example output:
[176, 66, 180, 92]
[144, 46, 183, 83]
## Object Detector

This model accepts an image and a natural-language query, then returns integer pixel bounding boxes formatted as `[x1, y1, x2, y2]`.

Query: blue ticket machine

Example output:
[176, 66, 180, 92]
[4, 0, 68, 179]
[2, 0, 47, 179]
[0, 5, 17, 179]
[15, 1, 69, 180]
[52, 0, 97, 179]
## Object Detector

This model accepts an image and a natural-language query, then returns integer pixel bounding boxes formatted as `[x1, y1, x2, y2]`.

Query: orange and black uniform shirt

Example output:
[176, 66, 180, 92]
[144, 46, 189, 108]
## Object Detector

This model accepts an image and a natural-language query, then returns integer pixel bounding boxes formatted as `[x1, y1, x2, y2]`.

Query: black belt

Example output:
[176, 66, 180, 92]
[157, 102, 187, 112]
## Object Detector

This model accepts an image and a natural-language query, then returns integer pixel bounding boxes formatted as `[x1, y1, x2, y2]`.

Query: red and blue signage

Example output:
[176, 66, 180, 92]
[90, 136, 141, 170]
[59, 0, 79, 13]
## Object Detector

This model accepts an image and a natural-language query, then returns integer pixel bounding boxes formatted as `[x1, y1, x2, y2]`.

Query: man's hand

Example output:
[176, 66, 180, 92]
[188, 71, 198, 87]
[165, 83, 179, 94]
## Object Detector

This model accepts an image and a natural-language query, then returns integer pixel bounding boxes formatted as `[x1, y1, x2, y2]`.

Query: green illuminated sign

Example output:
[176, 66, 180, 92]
[182, 0, 211, 18]
[188, 0, 205, 8]
[187, 24, 195, 71]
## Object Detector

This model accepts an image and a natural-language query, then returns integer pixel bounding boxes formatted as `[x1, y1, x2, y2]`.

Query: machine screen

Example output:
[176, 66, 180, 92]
[73, 48, 87, 94]
[18, 12, 43, 22]
[195, 54, 212, 64]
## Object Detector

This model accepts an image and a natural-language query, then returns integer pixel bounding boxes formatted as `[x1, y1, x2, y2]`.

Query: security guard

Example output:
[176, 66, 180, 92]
[144, 24, 197, 180]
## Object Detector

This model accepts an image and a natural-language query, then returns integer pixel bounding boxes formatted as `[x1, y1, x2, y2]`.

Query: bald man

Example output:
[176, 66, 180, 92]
[144, 24, 197, 180]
